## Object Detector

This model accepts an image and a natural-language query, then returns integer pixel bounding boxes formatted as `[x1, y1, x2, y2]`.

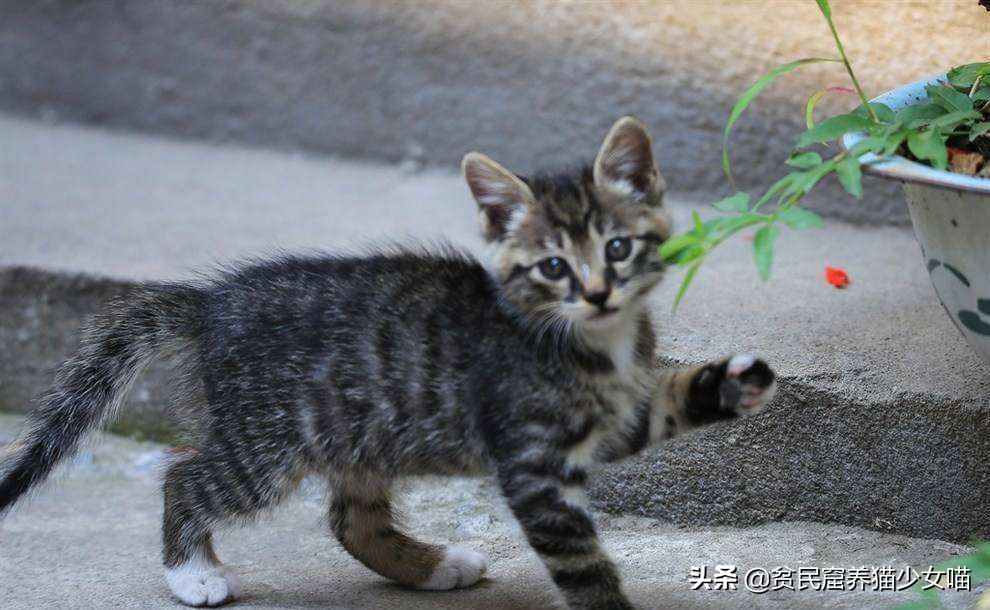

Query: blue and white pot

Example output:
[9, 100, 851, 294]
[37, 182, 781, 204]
[843, 75, 990, 364]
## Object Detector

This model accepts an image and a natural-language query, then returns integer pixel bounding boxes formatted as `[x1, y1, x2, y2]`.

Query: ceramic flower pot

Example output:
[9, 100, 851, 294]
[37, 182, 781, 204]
[843, 75, 990, 364]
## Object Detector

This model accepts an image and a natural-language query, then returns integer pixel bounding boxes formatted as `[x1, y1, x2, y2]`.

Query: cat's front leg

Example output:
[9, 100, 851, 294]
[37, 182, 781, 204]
[657, 354, 776, 436]
[497, 454, 635, 610]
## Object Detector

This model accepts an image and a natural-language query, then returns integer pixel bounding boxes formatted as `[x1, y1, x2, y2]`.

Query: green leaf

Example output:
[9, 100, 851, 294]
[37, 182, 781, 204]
[847, 136, 885, 157]
[785, 161, 839, 198]
[754, 175, 796, 210]
[701, 217, 732, 234]
[881, 129, 910, 156]
[709, 213, 768, 240]
[659, 233, 699, 263]
[753, 224, 779, 281]
[805, 90, 827, 129]
[967, 559, 990, 582]
[796, 114, 874, 148]
[713, 192, 750, 213]
[896, 103, 947, 126]
[946, 62, 990, 89]
[804, 87, 857, 129]
[972, 86, 990, 102]
[970, 122, 990, 141]
[876, 122, 905, 138]
[777, 207, 824, 229]
[926, 545, 990, 583]
[671, 259, 702, 313]
[660, 231, 707, 264]
[671, 243, 706, 265]
[926, 84, 973, 113]
[692, 210, 705, 235]
[873, 103, 896, 123]
[927, 109, 982, 131]
[907, 130, 948, 170]
[853, 102, 895, 123]
[722, 57, 841, 183]
[786, 151, 822, 169]
[814, 0, 831, 18]
[835, 156, 863, 198]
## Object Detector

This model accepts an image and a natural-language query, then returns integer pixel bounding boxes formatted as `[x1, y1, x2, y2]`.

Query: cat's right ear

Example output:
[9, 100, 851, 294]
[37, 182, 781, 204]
[462, 152, 535, 241]
[593, 116, 665, 205]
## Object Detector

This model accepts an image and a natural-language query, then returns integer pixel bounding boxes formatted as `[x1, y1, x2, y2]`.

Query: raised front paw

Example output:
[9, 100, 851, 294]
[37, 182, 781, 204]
[723, 354, 776, 414]
[686, 354, 776, 423]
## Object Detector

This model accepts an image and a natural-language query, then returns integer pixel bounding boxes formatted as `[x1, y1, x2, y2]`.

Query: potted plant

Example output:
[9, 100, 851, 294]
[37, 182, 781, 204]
[662, 0, 990, 364]
[840, 72, 990, 362]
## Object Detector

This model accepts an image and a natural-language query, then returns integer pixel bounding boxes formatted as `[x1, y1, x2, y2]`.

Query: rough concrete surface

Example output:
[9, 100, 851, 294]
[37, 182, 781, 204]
[2, 1, 987, 225]
[1, 414, 986, 610]
[1, 114, 988, 543]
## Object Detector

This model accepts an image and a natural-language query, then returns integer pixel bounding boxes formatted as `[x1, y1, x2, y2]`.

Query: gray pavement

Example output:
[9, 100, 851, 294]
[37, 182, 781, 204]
[3, 2, 988, 224]
[0, 113, 988, 543]
[0, 414, 985, 610]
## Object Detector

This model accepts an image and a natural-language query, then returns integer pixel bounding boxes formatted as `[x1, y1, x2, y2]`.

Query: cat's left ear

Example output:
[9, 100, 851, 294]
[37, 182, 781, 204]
[462, 152, 536, 242]
[593, 116, 666, 205]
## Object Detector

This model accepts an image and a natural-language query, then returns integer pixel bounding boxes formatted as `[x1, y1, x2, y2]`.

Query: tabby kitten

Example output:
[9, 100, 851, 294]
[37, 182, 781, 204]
[0, 117, 775, 610]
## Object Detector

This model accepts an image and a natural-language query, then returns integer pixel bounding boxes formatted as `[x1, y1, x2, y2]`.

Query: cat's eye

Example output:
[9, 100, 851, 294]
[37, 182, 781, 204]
[537, 257, 569, 280]
[605, 237, 632, 262]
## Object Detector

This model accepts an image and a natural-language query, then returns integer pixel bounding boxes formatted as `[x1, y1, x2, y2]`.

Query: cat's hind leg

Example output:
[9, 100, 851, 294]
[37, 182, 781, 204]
[162, 446, 303, 607]
[328, 474, 487, 590]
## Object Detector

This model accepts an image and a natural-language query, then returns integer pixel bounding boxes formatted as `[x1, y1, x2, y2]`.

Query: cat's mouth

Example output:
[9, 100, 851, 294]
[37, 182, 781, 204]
[589, 306, 619, 320]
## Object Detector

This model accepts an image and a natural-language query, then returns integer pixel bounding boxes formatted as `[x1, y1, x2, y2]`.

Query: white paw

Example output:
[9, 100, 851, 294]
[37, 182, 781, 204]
[727, 354, 755, 376]
[726, 354, 776, 414]
[166, 556, 242, 607]
[418, 546, 488, 590]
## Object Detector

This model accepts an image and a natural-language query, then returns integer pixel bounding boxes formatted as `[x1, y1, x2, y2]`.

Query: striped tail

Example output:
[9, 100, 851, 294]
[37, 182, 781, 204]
[0, 283, 204, 513]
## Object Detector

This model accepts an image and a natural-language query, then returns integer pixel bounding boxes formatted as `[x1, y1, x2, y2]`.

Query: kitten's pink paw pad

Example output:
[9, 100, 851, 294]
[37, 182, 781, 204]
[419, 546, 488, 590]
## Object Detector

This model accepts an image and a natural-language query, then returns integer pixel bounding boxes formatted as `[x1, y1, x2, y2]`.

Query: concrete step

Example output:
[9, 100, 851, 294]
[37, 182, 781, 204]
[0, 114, 987, 544]
[0, 414, 985, 610]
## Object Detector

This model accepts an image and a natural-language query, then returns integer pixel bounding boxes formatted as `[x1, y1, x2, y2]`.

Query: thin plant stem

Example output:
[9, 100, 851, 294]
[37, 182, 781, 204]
[820, 10, 877, 122]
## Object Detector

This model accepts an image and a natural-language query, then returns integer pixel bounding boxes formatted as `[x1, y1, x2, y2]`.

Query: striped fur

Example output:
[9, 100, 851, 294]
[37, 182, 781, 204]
[0, 118, 775, 609]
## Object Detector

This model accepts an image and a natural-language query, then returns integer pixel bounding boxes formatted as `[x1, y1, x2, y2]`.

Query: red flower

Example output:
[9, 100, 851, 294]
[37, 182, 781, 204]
[825, 266, 850, 288]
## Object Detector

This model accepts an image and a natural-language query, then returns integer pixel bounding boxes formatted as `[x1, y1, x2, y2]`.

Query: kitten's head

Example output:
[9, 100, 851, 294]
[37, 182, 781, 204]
[462, 117, 672, 335]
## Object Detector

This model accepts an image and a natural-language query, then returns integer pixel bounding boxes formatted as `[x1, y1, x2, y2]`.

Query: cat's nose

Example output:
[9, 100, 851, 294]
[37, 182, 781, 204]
[584, 290, 611, 307]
